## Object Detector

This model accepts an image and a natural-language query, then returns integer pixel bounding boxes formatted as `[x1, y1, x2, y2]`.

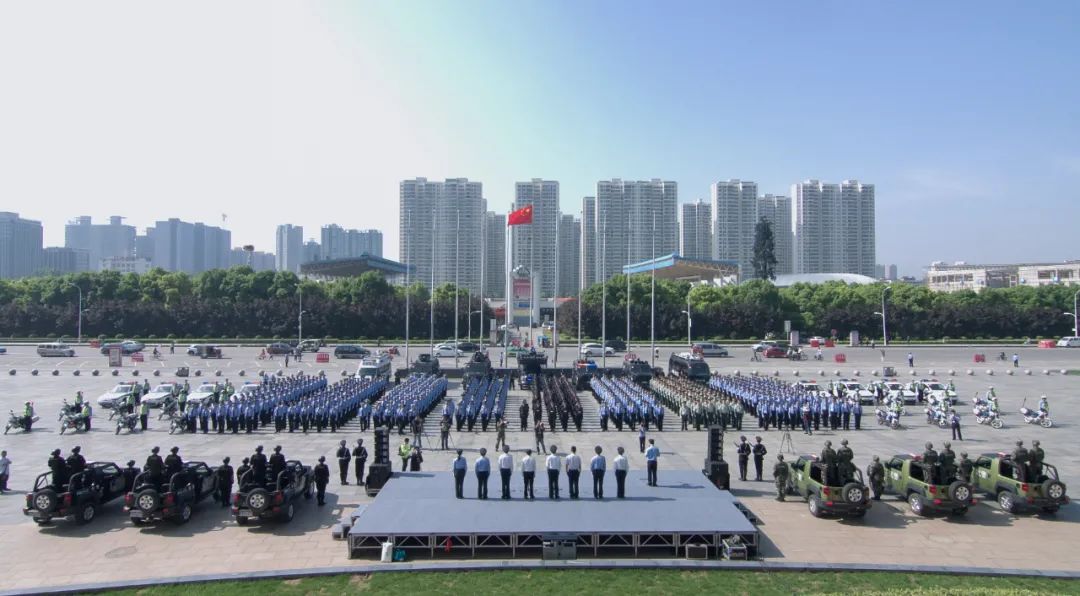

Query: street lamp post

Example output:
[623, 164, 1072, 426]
[681, 308, 691, 347]
[298, 285, 305, 346]
[468, 310, 482, 343]
[66, 282, 83, 345]
[880, 286, 891, 346]
[1073, 289, 1080, 335]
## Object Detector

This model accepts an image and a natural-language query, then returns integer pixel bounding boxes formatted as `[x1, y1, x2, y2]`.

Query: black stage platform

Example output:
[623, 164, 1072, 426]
[348, 471, 757, 559]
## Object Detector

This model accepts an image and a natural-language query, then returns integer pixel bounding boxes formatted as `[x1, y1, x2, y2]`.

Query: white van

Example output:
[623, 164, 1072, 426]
[37, 342, 75, 357]
[1057, 336, 1080, 347]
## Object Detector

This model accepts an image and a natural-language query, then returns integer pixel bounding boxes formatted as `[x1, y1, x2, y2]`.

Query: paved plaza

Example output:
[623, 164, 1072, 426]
[0, 343, 1078, 591]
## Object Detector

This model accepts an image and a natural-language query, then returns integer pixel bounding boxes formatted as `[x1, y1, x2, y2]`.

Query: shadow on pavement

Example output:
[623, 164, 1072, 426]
[859, 499, 916, 529]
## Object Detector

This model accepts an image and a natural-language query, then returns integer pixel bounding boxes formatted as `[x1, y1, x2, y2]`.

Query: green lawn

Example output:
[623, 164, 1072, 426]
[112, 569, 1079, 595]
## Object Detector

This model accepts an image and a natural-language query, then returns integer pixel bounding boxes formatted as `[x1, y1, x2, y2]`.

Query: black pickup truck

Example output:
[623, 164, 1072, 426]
[232, 460, 314, 525]
[126, 461, 220, 525]
[23, 462, 128, 525]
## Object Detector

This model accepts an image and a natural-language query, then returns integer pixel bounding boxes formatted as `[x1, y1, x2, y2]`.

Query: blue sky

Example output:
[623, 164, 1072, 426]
[2, 1, 1078, 276]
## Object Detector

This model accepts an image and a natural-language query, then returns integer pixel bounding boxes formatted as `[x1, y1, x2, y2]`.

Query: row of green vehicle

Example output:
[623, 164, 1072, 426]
[785, 450, 1067, 519]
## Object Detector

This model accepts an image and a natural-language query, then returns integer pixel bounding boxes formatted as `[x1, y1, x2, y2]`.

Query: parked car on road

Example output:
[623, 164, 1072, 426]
[970, 453, 1068, 514]
[580, 343, 614, 357]
[233, 460, 314, 525]
[334, 345, 370, 359]
[1057, 336, 1080, 347]
[692, 342, 729, 357]
[186, 383, 219, 406]
[265, 342, 293, 355]
[882, 454, 975, 516]
[142, 383, 179, 408]
[97, 383, 137, 410]
[126, 461, 219, 525]
[37, 342, 75, 357]
[99, 340, 144, 355]
[434, 344, 464, 358]
[786, 454, 871, 519]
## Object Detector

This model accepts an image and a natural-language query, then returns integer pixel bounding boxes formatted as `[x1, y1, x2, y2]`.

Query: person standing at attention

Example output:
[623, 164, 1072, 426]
[565, 445, 582, 499]
[644, 439, 660, 487]
[475, 447, 491, 500]
[545, 445, 561, 500]
[452, 449, 467, 499]
[613, 446, 629, 499]
[590, 446, 606, 499]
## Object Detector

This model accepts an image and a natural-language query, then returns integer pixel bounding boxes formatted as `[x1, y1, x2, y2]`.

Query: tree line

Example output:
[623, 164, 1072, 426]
[0, 268, 1074, 341]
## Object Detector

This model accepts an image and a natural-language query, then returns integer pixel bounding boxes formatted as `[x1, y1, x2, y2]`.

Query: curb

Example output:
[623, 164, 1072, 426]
[5, 560, 1079, 595]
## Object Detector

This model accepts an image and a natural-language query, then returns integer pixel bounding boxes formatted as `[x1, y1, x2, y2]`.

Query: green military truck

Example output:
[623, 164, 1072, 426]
[786, 454, 871, 518]
[882, 454, 975, 516]
[970, 453, 1068, 514]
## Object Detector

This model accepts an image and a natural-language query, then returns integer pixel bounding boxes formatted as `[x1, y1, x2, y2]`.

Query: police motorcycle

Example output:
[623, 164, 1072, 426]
[157, 396, 179, 420]
[875, 407, 900, 429]
[1019, 406, 1052, 428]
[972, 401, 1004, 429]
[166, 411, 186, 435]
[115, 411, 140, 435]
[58, 402, 89, 435]
[924, 405, 949, 428]
[5, 409, 39, 434]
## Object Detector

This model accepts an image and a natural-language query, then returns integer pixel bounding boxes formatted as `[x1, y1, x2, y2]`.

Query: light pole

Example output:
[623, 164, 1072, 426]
[468, 310, 482, 343]
[65, 282, 83, 345]
[1063, 312, 1076, 336]
[880, 286, 891, 346]
[1073, 289, 1080, 335]
[681, 308, 692, 347]
[298, 285, 305, 346]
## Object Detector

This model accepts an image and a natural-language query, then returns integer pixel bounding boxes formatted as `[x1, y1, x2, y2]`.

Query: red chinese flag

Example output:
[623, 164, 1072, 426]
[507, 204, 533, 226]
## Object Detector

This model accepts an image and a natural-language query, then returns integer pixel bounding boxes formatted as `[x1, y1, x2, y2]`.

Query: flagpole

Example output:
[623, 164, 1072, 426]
[553, 211, 559, 366]
[529, 209, 534, 343]
[430, 202, 435, 355]
[479, 214, 485, 351]
[404, 207, 410, 368]
[601, 214, 607, 370]
[454, 212, 460, 369]
[650, 211, 656, 368]
[577, 209, 582, 359]
[505, 222, 511, 354]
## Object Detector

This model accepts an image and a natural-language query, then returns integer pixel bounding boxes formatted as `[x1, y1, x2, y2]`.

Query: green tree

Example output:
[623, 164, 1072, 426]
[751, 217, 778, 280]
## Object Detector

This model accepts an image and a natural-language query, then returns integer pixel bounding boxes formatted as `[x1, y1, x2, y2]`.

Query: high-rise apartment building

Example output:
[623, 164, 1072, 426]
[40, 247, 90, 275]
[512, 179, 559, 298]
[149, 219, 231, 274]
[320, 225, 382, 260]
[230, 248, 275, 271]
[791, 179, 875, 277]
[681, 200, 712, 261]
[756, 194, 793, 276]
[0, 212, 43, 279]
[558, 214, 580, 296]
[583, 179, 678, 286]
[302, 240, 321, 265]
[483, 211, 506, 299]
[711, 179, 757, 276]
[275, 224, 304, 273]
[580, 197, 597, 288]
[64, 216, 135, 271]
[399, 178, 483, 293]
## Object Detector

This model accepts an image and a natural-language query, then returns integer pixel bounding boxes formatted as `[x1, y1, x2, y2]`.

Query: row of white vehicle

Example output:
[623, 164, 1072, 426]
[95, 380, 262, 410]
[793, 378, 958, 406]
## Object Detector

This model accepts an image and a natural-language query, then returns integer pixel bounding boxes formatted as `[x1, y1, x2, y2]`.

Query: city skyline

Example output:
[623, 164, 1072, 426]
[2, 3, 1079, 277]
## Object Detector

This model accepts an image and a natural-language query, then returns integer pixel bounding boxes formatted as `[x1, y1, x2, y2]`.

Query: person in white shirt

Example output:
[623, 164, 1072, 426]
[564, 445, 582, 499]
[613, 446, 629, 499]
[545, 445, 561, 500]
[590, 446, 606, 499]
[498, 444, 514, 500]
[520, 449, 536, 500]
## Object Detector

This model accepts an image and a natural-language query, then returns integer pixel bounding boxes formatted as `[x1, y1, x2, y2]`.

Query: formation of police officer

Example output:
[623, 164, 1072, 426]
[372, 374, 447, 435]
[452, 375, 510, 433]
[651, 376, 730, 431]
[593, 376, 664, 432]
[709, 375, 864, 433]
